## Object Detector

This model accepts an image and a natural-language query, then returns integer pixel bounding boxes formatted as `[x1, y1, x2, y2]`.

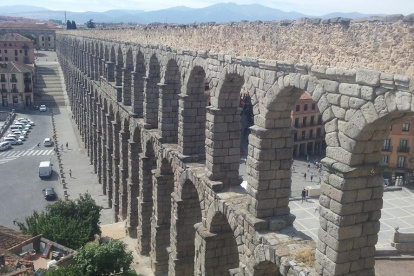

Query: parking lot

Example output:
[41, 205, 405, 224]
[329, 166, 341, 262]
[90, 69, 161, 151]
[0, 109, 61, 229]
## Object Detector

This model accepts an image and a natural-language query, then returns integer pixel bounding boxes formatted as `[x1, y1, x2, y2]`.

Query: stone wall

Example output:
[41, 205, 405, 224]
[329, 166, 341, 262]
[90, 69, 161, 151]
[62, 16, 414, 77]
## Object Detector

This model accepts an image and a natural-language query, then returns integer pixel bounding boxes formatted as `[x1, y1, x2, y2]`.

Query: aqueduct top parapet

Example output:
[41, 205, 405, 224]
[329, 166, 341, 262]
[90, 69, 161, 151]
[62, 16, 414, 78]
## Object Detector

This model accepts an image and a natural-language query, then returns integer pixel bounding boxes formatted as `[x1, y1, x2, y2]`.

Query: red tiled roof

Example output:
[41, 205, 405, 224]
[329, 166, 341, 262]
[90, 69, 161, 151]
[0, 33, 31, 42]
[0, 225, 32, 251]
[0, 23, 57, 30]
[0, 62, 34, 74]
[299, 92, 312, 100]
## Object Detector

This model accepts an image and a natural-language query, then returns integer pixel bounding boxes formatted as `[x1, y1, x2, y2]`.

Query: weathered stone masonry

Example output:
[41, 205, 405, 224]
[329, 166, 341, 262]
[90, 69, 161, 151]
[57, 18, 413, 276]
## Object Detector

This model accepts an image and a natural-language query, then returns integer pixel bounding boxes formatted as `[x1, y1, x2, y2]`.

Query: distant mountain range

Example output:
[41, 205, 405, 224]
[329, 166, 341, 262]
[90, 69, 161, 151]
[0, 3, 384, 24]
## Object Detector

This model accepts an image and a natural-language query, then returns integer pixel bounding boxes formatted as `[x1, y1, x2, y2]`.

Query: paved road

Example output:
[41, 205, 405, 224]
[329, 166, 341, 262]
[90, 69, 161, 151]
[0, 109, 61, 229]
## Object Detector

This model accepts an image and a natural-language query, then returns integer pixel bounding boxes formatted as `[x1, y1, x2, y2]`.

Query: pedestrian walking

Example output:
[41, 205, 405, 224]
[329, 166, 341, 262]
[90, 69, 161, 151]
[311, 175, 313, 182]
[66, 142, 68, 149]
[61, 144, 63, 150]
[69, 169, 72, 177]
[304, 173, 307, 181]
[301, 189, 307, 203]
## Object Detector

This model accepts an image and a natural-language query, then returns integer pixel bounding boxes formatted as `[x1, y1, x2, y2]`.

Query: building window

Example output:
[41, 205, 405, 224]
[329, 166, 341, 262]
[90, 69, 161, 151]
[309, 129, 313, 138]
[310, 116, 315, 125]
[296, 105, 300, 112]
[312, 103, 316, 110]
[294, 133, 297, 141]
[402, 123, 410, 132]
[304, 104, 308, 111]
[0, 74, 5, 81]
[301, 130, 306, 140]
[42, 37, 45, 41]
[0, 57, 2, 61]
[1, 84, 6, 92]
[0, 50, 1, 53]
[12, 84, 17, 92]
[381, 155, 389, 164]
[383, 139, 391, 151]
[294, 118, 299, 128]
[24, 50, 28, 56]
[20, 50, 22, 53]
[302, 117, 307, 127]
[318, 115, 322, 124]
[14, 50, 18, 56]
[316, 128, 321, 138]
[48, 37, 51, 41]
[4, 50, 7, 53]
[399, 139, 409, 152]
[397, 156, 406, 168]
[4, 57, 8, 61]
[14, 57, 18, 61]
[390, 126, 392, 131]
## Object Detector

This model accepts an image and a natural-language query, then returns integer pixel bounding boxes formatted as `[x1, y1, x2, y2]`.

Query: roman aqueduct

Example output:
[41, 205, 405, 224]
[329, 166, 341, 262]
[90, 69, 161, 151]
[56, 16, 414, 276]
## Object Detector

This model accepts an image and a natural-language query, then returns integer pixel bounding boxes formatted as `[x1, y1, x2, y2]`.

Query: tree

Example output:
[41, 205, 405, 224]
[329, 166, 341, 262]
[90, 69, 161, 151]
[16, 194, 102, 249]
[67, 20, 72, 29]
[86, 19, 96, 28]
[75, 239, 133, 276]
[71, 20, 77, 29]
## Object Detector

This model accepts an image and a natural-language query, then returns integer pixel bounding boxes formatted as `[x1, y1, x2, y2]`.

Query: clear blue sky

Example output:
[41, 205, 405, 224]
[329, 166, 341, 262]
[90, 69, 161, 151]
[1, 0, 413, 15]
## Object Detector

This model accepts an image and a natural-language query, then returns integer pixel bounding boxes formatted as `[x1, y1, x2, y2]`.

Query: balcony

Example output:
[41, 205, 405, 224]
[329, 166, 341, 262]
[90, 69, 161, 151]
[10, 78, 17, 83]
[1, 89, 7, 93]
[0, 78, 6, 83]
[382, 146, 393, 152]
[11, 89, 18, 93]
[24, 78, 31, 83]
[398, 146, 410, 153]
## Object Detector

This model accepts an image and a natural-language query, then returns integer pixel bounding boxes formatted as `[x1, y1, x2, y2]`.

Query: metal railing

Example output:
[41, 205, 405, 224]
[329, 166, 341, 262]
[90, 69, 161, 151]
[10, 78, 17, 83]
[397, 146, 410, 153]
[382, 146, 393, 152]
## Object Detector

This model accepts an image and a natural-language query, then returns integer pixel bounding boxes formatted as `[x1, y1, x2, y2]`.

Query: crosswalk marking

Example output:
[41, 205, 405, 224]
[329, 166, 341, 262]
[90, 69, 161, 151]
[21, 151, 29, 156]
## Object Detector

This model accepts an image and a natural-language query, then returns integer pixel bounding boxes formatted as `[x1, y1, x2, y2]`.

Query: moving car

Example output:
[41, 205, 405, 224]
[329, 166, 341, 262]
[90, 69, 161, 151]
[43, 138, 53, 147]
[39, 105, 47, 112]
[39, 161, 53, 178]
[0, 142, 11, 151]
[42, 187, 56, 200]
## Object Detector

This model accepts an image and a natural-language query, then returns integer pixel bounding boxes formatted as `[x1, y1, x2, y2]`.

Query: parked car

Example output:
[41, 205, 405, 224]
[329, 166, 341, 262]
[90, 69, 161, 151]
[43, 138, 53, 147]
[0, 142, 11, 151]
[3, 137, 22, 145]
[42, 187, 56, 200]
[7, 134, 25, 142]
[39, 105, 47, 112]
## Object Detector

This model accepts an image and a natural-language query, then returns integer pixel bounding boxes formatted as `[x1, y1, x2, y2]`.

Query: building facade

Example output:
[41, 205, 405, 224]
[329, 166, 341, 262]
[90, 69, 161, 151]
[0, 23, 57, 51]
[0, 62, 34, 108]
[381, 117, 414, 183]
[0, 33, 35, 64]
[292, 93, 325, 157]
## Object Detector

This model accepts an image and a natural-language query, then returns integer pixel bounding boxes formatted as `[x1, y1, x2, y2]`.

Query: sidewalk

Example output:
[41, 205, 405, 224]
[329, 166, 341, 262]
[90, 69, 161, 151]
[51, 58, 113, 225]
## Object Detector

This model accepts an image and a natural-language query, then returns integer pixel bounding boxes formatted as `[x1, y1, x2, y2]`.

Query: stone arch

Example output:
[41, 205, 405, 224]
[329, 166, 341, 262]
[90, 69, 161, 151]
[144, 54, 161, 128]
[179, 65, 207, 157]
[137, 140, 157, 254]
[132, 50, 145, 116]
[206, 67, 245, 187]
[150, 158, 175, 275]
[126, 125, 142, 237]
[105, 103, 115, 207]
[248, 244, 281, 276]
[116, 45, 124, 87]
[198, 209, 240, 276]
[316, 90, 414, 276]
[158, 59, 181, 142]
[169, 178, 203, 276]
[121, 47, 133, 106]
[119, 116, 131, 220]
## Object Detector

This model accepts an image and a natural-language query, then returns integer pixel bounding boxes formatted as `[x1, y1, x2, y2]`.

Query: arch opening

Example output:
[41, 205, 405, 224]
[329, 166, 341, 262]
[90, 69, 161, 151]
[144, 54, 161, 128]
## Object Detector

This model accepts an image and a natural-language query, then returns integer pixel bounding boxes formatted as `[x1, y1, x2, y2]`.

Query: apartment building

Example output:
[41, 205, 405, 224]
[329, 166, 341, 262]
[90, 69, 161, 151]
[0, 62, 34, 108]
[381, 117, 414, 184]
[0, 33, 35, 64]
[292, 93, 325, 157]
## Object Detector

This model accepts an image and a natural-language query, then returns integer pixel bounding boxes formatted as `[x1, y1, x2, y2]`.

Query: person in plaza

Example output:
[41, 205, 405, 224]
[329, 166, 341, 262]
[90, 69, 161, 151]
[303, 173, 307, 181]
[311, 175, 313, 182]
[307, 163, 310, 169]
[301, 188, 307, 203]
[69, 169, 72, 177]
[66, 142, 68, 149]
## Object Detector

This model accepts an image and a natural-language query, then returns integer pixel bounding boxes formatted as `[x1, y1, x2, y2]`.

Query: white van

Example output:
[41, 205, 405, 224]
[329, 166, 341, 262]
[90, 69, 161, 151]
[39, 161, 53, 178]
[3, 137, 22, 145]
[10, 125, 23, 131]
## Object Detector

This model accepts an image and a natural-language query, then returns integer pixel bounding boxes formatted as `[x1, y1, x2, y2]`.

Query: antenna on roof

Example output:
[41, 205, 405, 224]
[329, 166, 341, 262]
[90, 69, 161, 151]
[64, 10, 67, 28]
